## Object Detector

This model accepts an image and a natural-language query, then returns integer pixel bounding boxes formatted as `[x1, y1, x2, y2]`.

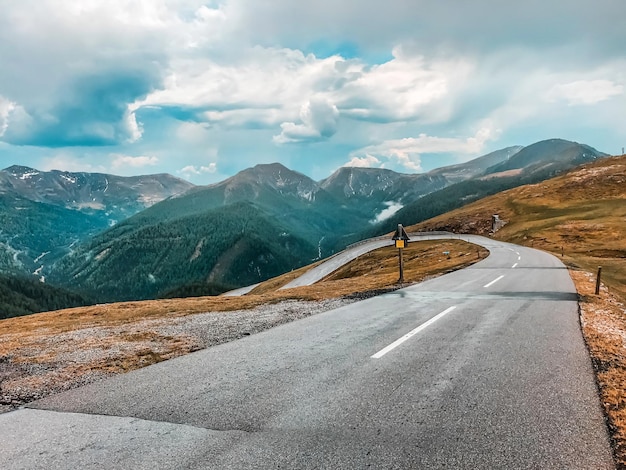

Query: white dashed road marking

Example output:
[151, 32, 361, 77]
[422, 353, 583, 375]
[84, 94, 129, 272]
[371, 306, 457, 359]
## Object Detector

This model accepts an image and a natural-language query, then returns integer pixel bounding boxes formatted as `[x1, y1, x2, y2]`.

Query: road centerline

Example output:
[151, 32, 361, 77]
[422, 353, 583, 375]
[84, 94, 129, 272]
[371, 306, 457, 359]
[484, 275, 504, 288]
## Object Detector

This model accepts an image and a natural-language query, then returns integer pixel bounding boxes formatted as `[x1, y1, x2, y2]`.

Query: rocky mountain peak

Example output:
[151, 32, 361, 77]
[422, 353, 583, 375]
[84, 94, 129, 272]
[223, 162, 320, 202]
[0, 166, 194, 218]
[320, 166, 403, 198]
[483, 139, 606, 176]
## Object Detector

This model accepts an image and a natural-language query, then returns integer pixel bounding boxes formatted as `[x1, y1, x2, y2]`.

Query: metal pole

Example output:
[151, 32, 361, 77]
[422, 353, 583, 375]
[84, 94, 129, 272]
[398, 248, 404, 283]
[595, 266, 602, 295]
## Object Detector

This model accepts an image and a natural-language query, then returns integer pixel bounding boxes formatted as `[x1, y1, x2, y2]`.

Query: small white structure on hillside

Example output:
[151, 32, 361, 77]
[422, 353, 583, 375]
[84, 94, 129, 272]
[491, 214, 506, 233]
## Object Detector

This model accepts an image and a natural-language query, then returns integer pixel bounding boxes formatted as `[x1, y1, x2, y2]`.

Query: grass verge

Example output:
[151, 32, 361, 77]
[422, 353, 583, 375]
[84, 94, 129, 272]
[572, 269, 626, 469]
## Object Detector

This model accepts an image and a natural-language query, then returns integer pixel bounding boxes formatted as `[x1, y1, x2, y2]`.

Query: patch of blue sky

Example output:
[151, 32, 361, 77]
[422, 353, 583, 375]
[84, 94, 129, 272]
[305, 40, 393, 65]
[140, 105, 204, 123]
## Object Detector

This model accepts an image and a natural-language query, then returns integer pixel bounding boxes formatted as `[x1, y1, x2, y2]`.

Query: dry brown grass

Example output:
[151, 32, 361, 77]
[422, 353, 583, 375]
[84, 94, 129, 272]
[323, 239, 487, 284]
[572, 269, 626, 469]
[0, 239, 484, 411]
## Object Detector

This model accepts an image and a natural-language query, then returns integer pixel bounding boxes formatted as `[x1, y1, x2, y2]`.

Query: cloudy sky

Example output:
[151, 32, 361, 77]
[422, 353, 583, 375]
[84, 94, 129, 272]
[0, 1, 624, 184]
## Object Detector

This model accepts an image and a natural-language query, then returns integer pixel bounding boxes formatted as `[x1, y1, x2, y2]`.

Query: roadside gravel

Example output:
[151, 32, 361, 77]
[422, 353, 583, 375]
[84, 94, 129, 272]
[152, 297, 356, 348]
[0, 297, 360, 413]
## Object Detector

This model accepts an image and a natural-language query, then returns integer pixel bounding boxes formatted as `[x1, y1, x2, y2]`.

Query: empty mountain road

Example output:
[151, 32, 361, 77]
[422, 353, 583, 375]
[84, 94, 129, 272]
[0, 236, 614, 469]
[280, 236, 394, 289]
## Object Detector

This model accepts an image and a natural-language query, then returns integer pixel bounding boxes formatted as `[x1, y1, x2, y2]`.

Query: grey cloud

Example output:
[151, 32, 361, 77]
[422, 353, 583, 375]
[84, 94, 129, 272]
[2, 68, 163, 147]
[0, 1, 168, 147]
[232, 0, 626, 61]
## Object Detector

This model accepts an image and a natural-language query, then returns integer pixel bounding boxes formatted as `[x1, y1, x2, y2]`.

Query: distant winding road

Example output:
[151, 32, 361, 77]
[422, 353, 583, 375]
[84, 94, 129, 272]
[225, 232, 448, 294]
[222, 236, 395, 295]
[0, 235, 614, 469]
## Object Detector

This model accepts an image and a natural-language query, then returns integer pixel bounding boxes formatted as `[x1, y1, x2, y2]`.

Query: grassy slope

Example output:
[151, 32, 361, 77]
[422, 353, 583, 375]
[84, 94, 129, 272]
[408, 155, 626, 300]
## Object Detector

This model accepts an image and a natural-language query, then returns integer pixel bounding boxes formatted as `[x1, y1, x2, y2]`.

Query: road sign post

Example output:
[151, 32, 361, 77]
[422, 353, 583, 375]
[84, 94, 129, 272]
[392, 224, 410, 283]
[397, 245, 404, 282]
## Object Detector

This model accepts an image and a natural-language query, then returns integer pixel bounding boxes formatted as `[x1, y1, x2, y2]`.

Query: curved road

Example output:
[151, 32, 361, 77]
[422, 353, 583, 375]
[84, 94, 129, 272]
[0, 236, 614, 469]
[281, 237, 394, 289]
[223, 236, 395, 295]
[281, 232, 473, 289]
[226, 232, 452, 295]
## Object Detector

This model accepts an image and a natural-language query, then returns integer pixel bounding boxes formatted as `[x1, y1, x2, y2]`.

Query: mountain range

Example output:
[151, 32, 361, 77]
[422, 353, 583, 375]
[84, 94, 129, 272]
[0, 167, 193, 277]
[0, 138, 608, 311]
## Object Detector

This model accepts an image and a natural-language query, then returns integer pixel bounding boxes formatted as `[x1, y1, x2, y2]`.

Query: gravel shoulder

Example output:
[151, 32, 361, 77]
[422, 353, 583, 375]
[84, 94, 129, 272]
[0, 297, 363, 413]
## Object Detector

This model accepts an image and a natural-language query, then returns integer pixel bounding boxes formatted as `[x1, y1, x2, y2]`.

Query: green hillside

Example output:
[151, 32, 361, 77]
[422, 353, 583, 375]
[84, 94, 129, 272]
[129, 163, 370, 254]
[0, 193, 110, 274]
[0, 274, 89, 319]
[51, 202, 317, 302]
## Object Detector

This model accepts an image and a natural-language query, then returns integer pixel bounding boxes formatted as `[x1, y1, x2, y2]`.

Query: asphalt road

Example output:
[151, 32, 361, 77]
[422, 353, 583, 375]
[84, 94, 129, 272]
[0, 236, 615, 469]
[221, 283, 260, 297]
[280, 237, 393, 289]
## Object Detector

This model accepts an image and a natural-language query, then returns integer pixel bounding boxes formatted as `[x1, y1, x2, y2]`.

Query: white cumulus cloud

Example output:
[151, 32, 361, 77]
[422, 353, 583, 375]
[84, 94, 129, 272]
[0, 96, 15, 137]
[111, 154, 159, 170]
[274, 98, 339, 144]
[344, 154, 382, 168]
[178, 163, 218, 179]
[336, 47, 470, 124]
[546, 79, 624, 105]
[350, 126, 497, 172]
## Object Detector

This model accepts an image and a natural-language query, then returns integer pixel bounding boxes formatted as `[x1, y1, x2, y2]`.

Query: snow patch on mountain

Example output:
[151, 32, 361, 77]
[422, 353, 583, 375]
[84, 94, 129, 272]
[33, 265, 45, 282]
[19, 170, 40, 180]
[34, 251, 50, 263]
[298, 188, 315, 202]
[60, 174, 77, 184]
